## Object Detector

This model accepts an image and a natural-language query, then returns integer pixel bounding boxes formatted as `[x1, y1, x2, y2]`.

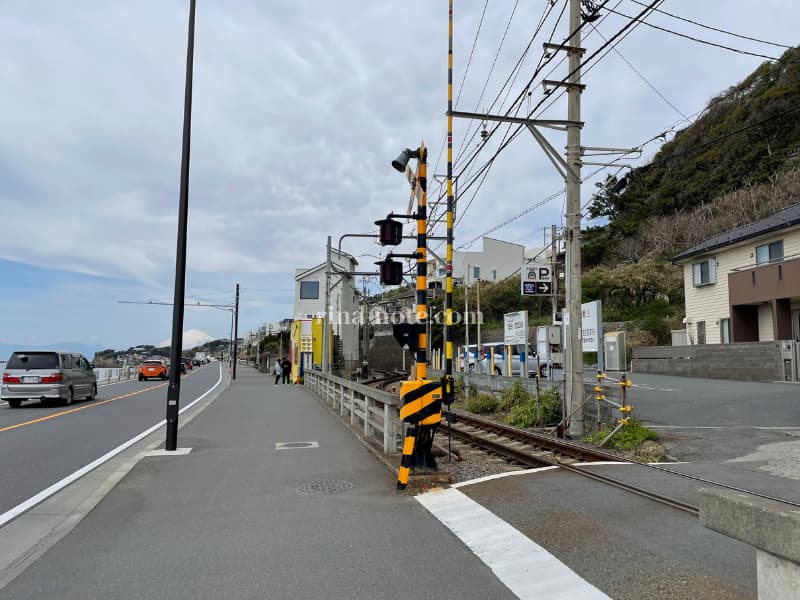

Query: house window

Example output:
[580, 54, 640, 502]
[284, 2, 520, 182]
[299, 281, 319, 299]
[438, 267, 446, 277]
[720, 318, 730, 344]
[756, 240, 783, 265]
[473, 266, 480, 280]
[697, 321, 706, 345]
[491, 269, 497, 281]
[692, 258, 716, 286]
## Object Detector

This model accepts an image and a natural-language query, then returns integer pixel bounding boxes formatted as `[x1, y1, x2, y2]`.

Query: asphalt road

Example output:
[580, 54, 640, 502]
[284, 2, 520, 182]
[0, 363, 222, 516]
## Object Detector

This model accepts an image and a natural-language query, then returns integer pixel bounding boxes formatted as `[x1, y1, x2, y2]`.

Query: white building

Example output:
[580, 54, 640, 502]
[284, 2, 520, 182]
[294, 249, 360, 371]
[428, 237, 535, 287]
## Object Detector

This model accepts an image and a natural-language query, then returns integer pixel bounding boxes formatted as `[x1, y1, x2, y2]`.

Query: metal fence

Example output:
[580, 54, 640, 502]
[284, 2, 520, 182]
[305, 371, 401, 453]
[93, 367, 137, 384]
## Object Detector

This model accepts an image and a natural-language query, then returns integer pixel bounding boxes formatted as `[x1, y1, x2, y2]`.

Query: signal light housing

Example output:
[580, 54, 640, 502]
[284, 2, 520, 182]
[375, 218, 403, 246]
[377, 258, 403, 286]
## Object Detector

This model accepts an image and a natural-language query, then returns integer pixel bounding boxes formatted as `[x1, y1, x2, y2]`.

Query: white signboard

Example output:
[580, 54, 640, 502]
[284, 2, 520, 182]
[562, 300, 603, 354]
[504, 311, 529, 346]
[581, 300, 602, 353]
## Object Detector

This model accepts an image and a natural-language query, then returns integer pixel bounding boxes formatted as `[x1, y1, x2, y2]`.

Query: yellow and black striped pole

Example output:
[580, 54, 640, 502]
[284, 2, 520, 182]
[396, 142, 445, 490]
[444, 0, 455, 397]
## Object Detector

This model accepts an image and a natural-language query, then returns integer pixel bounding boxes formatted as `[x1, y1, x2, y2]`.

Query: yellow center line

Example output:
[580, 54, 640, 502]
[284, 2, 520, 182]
[0, 370, 199, 434]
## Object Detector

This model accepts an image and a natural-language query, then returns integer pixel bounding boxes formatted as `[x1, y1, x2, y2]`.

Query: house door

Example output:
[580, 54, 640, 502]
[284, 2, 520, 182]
[792, 310, 800, 341]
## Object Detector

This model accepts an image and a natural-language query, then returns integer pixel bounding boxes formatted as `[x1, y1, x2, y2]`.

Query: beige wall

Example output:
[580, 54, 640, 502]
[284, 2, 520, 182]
[757, 303, 774, 341]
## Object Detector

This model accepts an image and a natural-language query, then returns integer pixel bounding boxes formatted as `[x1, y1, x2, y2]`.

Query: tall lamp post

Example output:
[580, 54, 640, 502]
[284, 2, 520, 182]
[165, 0, 196, 452]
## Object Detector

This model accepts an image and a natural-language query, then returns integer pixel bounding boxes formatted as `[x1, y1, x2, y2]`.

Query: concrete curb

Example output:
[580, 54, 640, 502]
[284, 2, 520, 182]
[0, 366, 231, 592]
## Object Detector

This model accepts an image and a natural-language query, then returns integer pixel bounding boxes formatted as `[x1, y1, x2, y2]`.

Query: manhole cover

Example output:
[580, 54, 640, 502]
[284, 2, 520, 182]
[276, 441, 319, 450]
[297, 480, 354, 496]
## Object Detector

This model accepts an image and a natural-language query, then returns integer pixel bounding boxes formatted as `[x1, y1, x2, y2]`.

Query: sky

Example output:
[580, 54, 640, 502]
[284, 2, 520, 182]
[1, 0, 798, 354]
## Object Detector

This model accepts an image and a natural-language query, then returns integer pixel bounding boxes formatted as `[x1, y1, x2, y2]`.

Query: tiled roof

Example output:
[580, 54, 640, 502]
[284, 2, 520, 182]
[671, 203, 800, 263]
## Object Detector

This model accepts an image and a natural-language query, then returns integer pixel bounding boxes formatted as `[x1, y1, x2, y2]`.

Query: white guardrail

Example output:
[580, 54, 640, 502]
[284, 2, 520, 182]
[305, 371, 401, 454]
[93, 366, 138, 384]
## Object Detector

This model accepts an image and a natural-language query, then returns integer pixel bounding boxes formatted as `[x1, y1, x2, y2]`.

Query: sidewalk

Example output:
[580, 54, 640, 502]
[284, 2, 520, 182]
[0, 367, 515, 600]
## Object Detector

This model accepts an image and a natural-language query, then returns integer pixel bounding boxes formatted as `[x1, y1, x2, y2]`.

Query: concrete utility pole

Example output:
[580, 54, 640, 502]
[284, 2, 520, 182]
[322, 236, 332, 373]
[564, 0, 585, 437]
[551, 224, 559, 327]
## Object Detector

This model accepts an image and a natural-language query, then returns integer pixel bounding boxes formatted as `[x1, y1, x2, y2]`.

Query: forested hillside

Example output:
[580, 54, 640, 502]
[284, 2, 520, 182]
[584, 46, 800, 266]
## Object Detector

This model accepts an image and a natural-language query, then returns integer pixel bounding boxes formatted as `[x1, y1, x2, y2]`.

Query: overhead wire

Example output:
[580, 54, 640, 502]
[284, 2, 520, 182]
[450, 0, 659, 244]
[585, 20, 688, 120]
[602, 5, 780, 60]
[628, 0, 794, 49]
[451, 0, 666, 247]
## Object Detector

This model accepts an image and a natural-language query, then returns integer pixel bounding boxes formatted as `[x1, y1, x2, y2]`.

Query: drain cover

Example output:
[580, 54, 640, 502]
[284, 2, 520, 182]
[297, 480, 354, 496]
[276, 441, 319, 450]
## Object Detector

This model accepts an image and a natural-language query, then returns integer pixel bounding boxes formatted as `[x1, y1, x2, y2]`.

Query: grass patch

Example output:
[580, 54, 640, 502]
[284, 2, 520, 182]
[505, 386, 562, 428]
[465, 393, 500, 414]
[581, 418, 663, 459]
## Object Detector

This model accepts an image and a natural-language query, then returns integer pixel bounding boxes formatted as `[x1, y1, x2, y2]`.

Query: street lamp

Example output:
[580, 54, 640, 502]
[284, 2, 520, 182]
[164, 0, 196, 452]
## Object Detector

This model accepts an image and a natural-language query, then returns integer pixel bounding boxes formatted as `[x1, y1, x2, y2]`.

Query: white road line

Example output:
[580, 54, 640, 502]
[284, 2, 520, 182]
[416, 487, 610, 600]
[452, 466, 559, 489]
[0, 363, 224, 529]
[649, 425, 800, 430]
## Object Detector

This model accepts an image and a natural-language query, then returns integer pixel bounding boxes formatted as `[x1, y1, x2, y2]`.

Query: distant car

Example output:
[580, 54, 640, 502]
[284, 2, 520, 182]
[138, 359, 168, 381]
[1, 351, 97, 408]
[184, 358, 193, 371]
[191, 359, 201, 367]
[461, 343, 548, 377]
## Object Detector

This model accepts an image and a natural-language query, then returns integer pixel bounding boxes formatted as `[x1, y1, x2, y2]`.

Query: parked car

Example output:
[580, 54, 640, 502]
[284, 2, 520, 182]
[184, 358, 193, 371]
[1, 351, 97, 407]
[462, 343, 547, 377]
[138, 359, 168, 381]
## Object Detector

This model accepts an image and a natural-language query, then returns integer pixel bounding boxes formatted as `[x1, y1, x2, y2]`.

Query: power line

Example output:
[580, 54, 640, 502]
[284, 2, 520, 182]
[603, 5, 779, 60]
[586, 21, 688, 119]
[449, 0, 660, 234]
[628, 0, 794, 49]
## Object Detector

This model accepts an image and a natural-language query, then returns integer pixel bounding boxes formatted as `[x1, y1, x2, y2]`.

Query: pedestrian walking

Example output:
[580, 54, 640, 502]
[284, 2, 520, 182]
[281, 356, 291, 385]
[273, 358, 282, 385]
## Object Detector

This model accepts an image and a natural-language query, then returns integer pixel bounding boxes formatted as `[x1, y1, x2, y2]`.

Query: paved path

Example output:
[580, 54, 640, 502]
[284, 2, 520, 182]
[0, 368, 516, 600]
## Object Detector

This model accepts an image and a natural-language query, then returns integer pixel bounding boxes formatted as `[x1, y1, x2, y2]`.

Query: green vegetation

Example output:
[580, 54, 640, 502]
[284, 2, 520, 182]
[465, 393, 500, 414]
[498, 380, 529, 411]
[503, 384, 562, 428]
[581, 419, 660, 457]
[584, 46, 800, 266]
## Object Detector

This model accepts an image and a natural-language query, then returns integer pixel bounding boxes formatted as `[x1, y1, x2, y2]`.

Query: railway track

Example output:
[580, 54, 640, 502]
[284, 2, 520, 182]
[441, 410, 763, 517]
[366, 370, 409, 392]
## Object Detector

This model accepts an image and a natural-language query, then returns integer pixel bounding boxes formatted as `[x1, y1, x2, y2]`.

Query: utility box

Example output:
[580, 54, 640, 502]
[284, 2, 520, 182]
[604, 331, 626, 371]
[547, 326, 561, 345]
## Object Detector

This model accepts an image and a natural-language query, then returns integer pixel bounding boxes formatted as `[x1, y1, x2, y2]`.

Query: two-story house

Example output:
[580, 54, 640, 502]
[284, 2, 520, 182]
[672, 203, 800, 344]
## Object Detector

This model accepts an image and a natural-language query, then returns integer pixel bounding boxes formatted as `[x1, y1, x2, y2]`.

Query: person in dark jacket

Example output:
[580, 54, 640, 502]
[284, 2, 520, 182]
[281, 357, 291, 384]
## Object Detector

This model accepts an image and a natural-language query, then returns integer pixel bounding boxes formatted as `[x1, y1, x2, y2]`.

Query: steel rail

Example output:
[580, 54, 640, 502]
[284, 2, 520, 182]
[446, 415, 700, 516]
[448, 409, 800, 511]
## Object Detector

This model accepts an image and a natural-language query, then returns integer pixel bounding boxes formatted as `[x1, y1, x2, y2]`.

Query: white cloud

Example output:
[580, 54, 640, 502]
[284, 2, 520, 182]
[1, 0, 798, 348]
[158, 329, 215, 350]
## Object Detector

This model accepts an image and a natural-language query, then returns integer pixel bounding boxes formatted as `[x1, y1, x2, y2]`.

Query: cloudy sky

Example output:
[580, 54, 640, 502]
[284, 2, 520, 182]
[1, 0, 797, 353]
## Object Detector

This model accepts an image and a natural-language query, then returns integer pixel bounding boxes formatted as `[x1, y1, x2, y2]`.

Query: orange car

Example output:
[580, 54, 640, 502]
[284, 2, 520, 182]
[138, 359, 168, 381]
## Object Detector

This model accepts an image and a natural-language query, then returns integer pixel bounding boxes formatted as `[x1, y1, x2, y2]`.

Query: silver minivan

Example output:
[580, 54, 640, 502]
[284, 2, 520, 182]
[1, 351, 97, 408]
[463, 342, 547, 377]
